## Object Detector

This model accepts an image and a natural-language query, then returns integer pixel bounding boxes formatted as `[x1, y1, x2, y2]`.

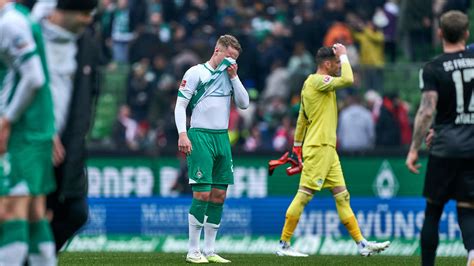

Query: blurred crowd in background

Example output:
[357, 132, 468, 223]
[87, 0, 471, 153]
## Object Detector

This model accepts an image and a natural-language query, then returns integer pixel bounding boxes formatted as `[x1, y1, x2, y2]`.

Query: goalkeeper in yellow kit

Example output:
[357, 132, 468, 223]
[275, 44, 390, 257]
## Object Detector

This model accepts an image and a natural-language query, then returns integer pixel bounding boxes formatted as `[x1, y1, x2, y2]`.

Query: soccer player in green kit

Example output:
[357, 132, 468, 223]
[175, 35, 249, 263]
[0, 1, 56, 265]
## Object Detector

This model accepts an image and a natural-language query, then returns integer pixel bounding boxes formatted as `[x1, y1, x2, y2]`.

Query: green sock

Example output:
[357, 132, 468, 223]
[1, 220, 28, 246]
[29, 219, 54, 254]
[28, 219, 56, 265]
[205, 202, 224, 225]
[189, 198, 209, 224]
[0, 220, 29, 265]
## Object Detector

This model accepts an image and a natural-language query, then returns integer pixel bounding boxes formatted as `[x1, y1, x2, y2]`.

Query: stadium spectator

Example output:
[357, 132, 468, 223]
[338, 92, 375, 152]
[378, 0, 399, 62]
[364, 89, 383, 121]
[406, 11, 474, 266]
[375, 94, 402, 147]
[243, 124, 263, 152]
[126, 60, 154, 122]
[398, 0, 433, 61]
[272, 116, 293, 152]
[261, 60, 290, 101]
[112, 105, 138, 150]
[111, 0, 134, 63]
[287, 42, 315, 95]
[352, 18, 385, 91]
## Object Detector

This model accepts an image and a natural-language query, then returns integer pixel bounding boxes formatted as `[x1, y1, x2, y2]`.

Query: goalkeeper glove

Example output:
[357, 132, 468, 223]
[286, 146, 302, 176]
[268, 151, 289, 176]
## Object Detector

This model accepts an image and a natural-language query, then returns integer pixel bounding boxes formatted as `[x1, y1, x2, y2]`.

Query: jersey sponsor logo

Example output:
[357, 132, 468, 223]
[179, 80, 187, 89]
[323, 75, 333, 84]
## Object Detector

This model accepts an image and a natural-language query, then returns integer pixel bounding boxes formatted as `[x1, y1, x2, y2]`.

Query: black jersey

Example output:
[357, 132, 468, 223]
[420, 50, 474, 157]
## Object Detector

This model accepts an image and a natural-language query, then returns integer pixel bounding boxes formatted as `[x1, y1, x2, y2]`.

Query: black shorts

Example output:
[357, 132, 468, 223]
[423, 155, 474, 203]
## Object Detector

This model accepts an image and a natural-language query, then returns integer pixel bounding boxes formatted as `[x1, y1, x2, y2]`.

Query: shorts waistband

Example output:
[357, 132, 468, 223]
[189, 128, 228, 134]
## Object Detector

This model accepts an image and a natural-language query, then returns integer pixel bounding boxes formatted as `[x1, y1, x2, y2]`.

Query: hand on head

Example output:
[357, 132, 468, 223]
[332, 43, 347, 57]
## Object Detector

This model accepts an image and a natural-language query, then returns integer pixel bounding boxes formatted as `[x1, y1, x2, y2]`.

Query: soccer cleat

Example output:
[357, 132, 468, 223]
[186, 251, 209, 264]
[275, 241, 308, 257]
[205, 253, 231, 263]
[358, 240, 390, 257]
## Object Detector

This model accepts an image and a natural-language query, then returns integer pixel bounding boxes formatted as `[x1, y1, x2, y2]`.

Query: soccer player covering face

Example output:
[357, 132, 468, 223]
[276, 44, 390, 257]
[406, 10, 474, 266]
[0, 1, 56, 265]
[174, 35, 249, 264]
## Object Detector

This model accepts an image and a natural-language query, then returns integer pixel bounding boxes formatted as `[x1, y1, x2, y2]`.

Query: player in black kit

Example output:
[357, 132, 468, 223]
[406, 10, 474, 266]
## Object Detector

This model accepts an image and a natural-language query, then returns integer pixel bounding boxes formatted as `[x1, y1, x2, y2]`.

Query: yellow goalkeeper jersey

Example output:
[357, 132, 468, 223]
[294, 59, 354, 148]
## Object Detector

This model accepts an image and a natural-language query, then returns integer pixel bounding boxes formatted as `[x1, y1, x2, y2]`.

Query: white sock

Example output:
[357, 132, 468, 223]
[203, 222, 220, 255]
[28, 242, 57, 266]
[188, 214, 204, 254]
[468, 249, 474, 265]
[0, 242, 28, 266]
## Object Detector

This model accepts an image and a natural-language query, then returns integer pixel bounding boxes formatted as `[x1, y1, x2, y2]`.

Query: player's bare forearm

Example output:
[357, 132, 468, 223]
[409, 91, 438, 152]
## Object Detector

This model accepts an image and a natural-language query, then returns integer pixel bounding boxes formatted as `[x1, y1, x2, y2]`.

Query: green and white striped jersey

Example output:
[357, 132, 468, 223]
[0, 3, 54, 143]
[175, 60, 249, 132]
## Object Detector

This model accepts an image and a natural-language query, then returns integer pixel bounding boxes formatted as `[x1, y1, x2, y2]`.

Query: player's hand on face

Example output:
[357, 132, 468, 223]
[425, 128, 434, 149]
[0, 117, 11, 154]
[178, 132, 192, 155]
[406, 149, 421, 174]
[227, 63, 238, 79]
[332, 43, 347, 57]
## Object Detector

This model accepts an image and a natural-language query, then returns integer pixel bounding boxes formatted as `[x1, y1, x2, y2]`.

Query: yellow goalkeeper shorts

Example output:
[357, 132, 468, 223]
[300, 145, 346, 191]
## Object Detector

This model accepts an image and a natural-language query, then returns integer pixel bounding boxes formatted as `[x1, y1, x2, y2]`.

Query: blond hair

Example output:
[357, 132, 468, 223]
[216, 35, 242, 53]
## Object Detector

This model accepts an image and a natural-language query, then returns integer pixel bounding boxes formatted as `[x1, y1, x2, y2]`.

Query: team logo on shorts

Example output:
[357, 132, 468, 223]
[196, 169, 203, 179]
[316, 178, 323, 187]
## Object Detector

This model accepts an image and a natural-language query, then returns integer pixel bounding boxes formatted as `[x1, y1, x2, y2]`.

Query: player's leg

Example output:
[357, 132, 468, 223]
[455, 159, 474, 266]
[202, 130, 233, 263]
[47, 193, 88, 252]
[203, 185, 230, 263]
[0, 196, 30, 266]
[420, 155, 454, 266]
[420, 198, 444, 266]
[456, 202, 474, 266]
[277, 146, 332, 257]
[187, 186, 211, 263]
[326, 149, 389, 256]
[185, 128, 214, 263]
[276, 186, 313, 257]
[27, 196, 56, 266]
[24, 142, 56, 266]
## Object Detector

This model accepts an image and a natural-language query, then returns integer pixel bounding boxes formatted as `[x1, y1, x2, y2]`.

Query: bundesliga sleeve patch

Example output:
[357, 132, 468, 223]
[179, 80, 187, 89]
[323, 75, 333, 84]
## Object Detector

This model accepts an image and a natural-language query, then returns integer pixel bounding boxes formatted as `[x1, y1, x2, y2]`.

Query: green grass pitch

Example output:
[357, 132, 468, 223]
[59, 252, 466, 265]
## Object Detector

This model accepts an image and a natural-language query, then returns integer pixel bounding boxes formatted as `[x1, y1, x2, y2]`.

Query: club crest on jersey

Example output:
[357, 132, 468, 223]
[13, 35, 28, 50]
[323, 75, 333, 84]
[179, 80, 187, 89]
